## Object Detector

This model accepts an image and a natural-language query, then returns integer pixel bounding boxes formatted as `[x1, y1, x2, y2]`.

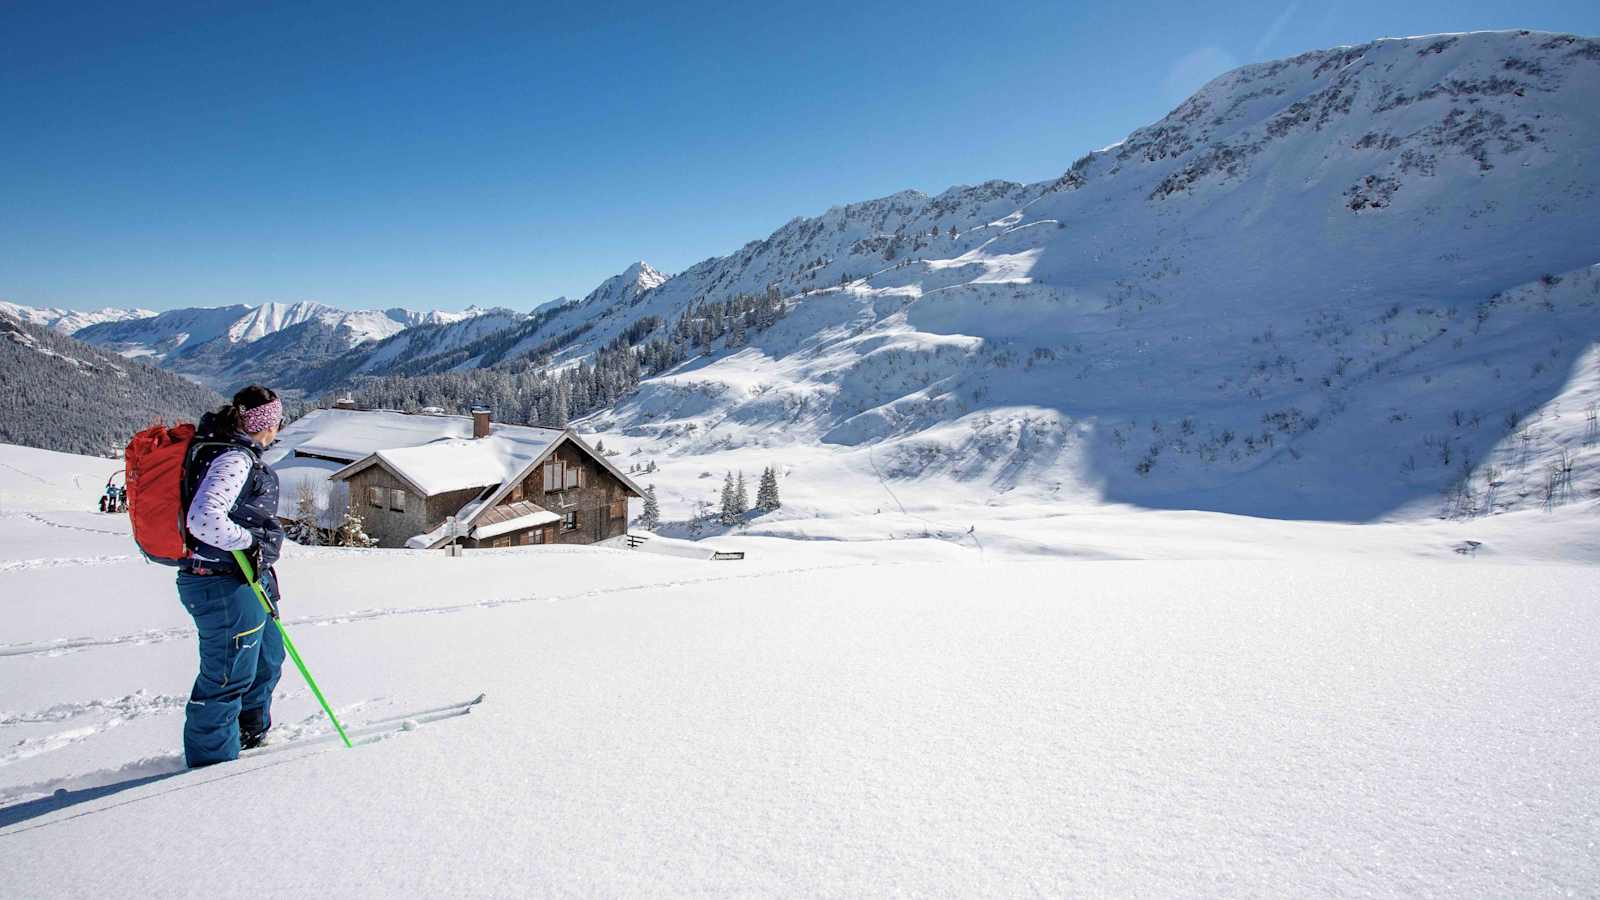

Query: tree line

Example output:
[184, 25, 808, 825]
[321, 289, 788, 427]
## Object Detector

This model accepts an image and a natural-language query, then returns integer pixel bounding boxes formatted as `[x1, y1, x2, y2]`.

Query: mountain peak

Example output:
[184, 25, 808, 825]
[580, 261, 669, 308]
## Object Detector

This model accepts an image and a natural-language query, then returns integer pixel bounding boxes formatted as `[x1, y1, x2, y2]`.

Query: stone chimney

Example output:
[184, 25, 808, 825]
[471, 405, 492, 439]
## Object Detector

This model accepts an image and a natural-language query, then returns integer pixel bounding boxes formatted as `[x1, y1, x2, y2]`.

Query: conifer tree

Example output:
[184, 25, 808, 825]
[735, 470, 749, 515]
[756, 466, 781, 511]
[637, 484, 660, 531]
[719, 472, 739, 526]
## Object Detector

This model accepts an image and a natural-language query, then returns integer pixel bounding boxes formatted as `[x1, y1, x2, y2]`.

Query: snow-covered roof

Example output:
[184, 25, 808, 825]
[372, 435, 558, 497]
[268, 407, 567, 500]
[268, 408, 493, 464]
[470, 501, 561, 540]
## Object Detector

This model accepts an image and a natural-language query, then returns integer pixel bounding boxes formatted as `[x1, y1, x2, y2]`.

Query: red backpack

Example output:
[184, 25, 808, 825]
[125, 422, 197, 564]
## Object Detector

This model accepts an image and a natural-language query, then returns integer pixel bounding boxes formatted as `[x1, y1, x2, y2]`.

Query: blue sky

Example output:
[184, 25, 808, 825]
[3, 0, 1596, 313]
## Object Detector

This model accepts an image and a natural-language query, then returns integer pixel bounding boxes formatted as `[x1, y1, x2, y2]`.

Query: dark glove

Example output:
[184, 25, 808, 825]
[265, 567, 282, 619]
[243, 542, 264, 582]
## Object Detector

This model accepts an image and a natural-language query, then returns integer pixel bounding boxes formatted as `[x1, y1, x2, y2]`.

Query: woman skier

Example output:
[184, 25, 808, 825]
[177, 385, 287, 767]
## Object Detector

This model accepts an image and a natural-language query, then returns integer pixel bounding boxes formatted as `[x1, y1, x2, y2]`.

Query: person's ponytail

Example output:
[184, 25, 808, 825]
[214, 385, 278, 436]
[213, 403, 243, 435]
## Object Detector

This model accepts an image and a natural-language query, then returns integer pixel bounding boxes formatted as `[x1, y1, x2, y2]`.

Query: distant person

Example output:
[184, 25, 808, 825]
[176, 385, 287, 767]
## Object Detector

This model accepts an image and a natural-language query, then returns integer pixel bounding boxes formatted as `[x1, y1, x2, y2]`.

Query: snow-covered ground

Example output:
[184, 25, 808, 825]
[2, 441, 1597, 895]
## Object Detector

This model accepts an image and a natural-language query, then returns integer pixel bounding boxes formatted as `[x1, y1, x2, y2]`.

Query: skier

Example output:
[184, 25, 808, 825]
[175, 385, 287, 767]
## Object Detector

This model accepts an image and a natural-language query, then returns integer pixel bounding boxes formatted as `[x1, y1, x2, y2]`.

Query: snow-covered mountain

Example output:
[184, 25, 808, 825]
[71, 301, 494, 390]
[579, 262, 668, 308]
[290, 306, 531, 388]
[487, 30, 1600, 522]
[0, 301, 156, 335]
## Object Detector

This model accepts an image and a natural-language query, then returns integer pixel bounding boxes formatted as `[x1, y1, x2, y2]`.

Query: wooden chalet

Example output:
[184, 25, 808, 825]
[266, 406, 642, 549]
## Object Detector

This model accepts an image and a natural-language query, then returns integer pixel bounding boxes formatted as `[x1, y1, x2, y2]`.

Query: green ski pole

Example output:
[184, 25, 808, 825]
[232, 549, 353, 749]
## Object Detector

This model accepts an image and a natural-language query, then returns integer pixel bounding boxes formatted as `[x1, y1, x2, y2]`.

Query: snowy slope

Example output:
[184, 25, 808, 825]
[0, 302, 155, 335]
[538, 30, 1600, 522]
[1, 442, 1597, 894]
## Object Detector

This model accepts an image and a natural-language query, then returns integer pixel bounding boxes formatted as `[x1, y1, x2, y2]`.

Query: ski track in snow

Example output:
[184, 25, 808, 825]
[0, 695, 486, 813]
[0, 554, 134, 574]
[20, 512, 129, 536]
[0, 692, 188, 728]
[0, 694, 190, 769]
[0, 560, 885, 659]
[0, 461, 51, 485]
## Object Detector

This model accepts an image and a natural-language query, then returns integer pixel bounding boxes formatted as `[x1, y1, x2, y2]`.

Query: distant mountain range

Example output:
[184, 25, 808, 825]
[0, 301, 157, 335]
[4, 300, 495, 392]
[6, 30, 1598, 520]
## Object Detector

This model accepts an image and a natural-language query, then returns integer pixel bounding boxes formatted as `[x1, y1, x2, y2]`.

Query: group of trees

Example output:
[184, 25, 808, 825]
[326, 339, 644, 429]
[0, 312, 222, 457]
[718, 467, 782, 526]
[320, 291, 789, 429]
[630, 467, 781, 534]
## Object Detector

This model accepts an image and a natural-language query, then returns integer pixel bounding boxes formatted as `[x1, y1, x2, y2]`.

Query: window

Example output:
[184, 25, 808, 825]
[545, 459, 582, 492]
[367, 486, 383, 508]
[532, 528, 545, 544]
[390, 489, 405, 512]
[562, 510, 578, 531]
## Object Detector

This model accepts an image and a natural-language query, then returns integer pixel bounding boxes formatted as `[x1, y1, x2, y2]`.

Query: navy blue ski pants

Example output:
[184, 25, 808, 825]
[176, 572, 284, 767]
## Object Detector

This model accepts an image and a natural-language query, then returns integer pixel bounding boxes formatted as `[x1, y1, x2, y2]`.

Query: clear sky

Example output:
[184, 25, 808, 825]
[3, 0, 1596, 313]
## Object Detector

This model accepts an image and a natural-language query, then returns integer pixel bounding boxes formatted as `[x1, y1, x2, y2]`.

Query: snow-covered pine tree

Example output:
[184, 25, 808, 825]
[553, 382, 570, 427]
[719, 472, 739, 526]
[637, 484, 660, 531]
[756, 466, 781, 511]
[734, 470, 749, 516]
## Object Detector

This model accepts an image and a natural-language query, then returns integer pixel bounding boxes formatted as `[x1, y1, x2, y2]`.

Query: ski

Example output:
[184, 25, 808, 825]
[0, 694, 487, 814]
[244, 693, 487, 756]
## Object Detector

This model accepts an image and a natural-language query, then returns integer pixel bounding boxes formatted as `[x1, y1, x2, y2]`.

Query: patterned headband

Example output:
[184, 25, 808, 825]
[239, 398, 283, 434]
